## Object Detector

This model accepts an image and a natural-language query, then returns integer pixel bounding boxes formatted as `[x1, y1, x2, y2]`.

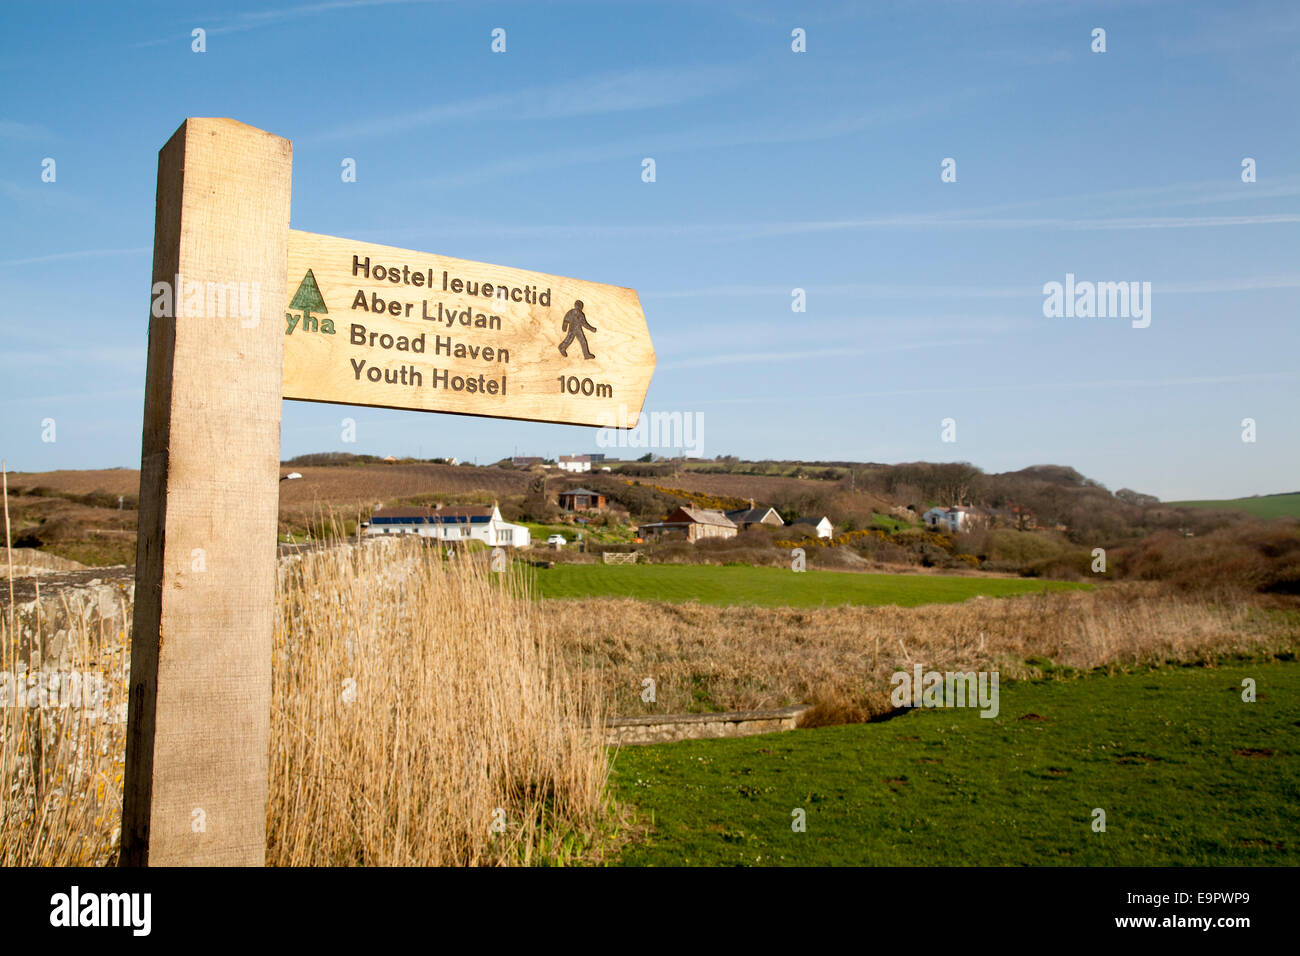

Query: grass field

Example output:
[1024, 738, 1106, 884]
[520, 522, 635, 545]
[526, 562, 1086, 607]
[610, 659, 1300, 865]
[1169, 492, 1300, 520]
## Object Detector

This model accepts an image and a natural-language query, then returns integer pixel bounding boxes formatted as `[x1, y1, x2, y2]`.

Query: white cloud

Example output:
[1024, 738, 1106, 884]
[0, 248, 148, 267]
[314, 64, 749, 143]
[0, 119, 50, 141]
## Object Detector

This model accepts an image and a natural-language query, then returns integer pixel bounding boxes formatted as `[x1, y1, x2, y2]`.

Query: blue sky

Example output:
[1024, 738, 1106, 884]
[1, 0, 1296, 500]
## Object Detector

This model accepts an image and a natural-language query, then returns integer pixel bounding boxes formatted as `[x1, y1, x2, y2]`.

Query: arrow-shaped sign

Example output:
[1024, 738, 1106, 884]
[283, 230, 655, 428]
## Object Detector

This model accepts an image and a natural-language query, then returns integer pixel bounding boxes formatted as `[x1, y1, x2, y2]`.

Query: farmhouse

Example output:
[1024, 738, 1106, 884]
[639, 506, 738, 543]
[922, 506, 980, 533]
[558, 488, 607, 512]
[363, 503, 531, 547]
[724, 500, 784, 530]
[557, 454, 591, 473]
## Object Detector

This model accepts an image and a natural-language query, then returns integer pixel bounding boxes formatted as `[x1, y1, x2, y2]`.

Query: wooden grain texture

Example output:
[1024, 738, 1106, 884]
[283, 230, 655, 427]
[121, 118, 291, 866]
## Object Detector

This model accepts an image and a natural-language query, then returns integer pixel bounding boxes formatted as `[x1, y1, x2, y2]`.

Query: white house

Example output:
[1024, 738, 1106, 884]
[923, 506, 979, 533]
[557, 454, 591, 473]
[363, 504, 531, 547]
[792, 515, 834, 539]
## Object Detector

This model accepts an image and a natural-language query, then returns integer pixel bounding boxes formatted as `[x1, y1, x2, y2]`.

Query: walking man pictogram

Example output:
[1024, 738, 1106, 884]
[558, 299, 596, 360]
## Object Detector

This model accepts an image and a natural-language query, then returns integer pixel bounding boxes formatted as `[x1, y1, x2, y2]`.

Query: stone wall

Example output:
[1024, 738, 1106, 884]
[606, 705, 809, 745]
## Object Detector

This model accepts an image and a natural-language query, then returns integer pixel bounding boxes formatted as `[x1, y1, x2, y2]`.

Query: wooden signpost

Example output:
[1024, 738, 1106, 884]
[121, 118, 655, 866]
[285, 232, 654, 426]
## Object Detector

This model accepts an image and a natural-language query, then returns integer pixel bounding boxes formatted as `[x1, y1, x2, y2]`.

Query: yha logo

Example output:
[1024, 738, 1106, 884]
[285, 269, 336, 335]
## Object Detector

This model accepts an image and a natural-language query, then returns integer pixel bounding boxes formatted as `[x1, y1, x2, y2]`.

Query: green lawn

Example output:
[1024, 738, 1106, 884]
[609, 660, 1300, 866]
[1168, 492, 1300, 520]
[525, 562, 1085, 607]
[521, 522, 635, 545]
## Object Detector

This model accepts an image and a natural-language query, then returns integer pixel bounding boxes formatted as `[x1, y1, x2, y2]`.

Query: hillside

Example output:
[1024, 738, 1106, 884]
[1166, 493, 1300, 520]
[5, 457, 1295, 571]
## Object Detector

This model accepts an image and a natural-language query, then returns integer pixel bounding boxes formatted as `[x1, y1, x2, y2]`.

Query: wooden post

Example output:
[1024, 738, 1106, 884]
[121, 118, 291, 866]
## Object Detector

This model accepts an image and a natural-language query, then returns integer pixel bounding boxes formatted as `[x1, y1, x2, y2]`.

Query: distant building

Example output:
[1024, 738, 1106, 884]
[558, 488, 607, 511]
[638, 506, 737, 543]
[362, 504, 530, 547]
[1001, 504, 1038, 531]
[922, 506, 980, 533]
[557, 454, 591, 473]
[791, 515, 835, 539]
[724, 500, 784, 530]
[512, 456, 544, 468]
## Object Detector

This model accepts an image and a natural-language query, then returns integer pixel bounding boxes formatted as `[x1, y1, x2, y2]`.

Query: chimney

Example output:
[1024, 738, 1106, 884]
[749, 498, 755, 510]
[435, 502, 443, 511]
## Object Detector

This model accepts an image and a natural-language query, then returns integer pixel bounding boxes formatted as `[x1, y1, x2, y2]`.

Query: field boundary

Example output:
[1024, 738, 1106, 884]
[606, 705, 810, 745]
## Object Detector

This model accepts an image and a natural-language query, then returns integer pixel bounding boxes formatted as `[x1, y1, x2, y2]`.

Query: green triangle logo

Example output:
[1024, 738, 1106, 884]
[289, 269, 328, 315]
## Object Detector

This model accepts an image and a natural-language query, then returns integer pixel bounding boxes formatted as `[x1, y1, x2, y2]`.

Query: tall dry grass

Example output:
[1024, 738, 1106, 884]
[542, 585, 1300, 724]
[1, 525, 613, 865]
[268, 539, 612, 865]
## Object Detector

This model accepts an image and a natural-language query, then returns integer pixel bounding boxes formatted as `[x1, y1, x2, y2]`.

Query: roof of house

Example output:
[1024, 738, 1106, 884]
[673, 506, 737, 528]
[725, 507, 783, 525]
[638, 507, 737, 531]
[370, 506, 494, 524]
[558, 454, 590, 462]
[559, 487, 601, 497]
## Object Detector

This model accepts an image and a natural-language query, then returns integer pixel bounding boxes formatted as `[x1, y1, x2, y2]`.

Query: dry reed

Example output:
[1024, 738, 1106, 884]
[267, 538, 612, 865]
[542, 585, 1299, 724]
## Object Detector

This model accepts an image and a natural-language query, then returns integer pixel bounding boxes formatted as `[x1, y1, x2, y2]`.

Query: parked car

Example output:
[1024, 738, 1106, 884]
[546, 534, 567, 547]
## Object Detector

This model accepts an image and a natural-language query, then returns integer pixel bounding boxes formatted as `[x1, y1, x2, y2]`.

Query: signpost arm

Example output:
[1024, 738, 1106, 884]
[121, 118, 291, 866]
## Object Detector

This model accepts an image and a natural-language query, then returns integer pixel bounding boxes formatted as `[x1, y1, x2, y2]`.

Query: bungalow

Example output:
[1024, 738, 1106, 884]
[724, 500, 784, 530]
[922, 506, 980, 533]
[638, 506, 737, 543]
[557, 454, 591, 473]
[363, 503, 531, 547]
[790, 515, 834, 539]
[558, 487, 607, 512]
[511, 455, 544, 468]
